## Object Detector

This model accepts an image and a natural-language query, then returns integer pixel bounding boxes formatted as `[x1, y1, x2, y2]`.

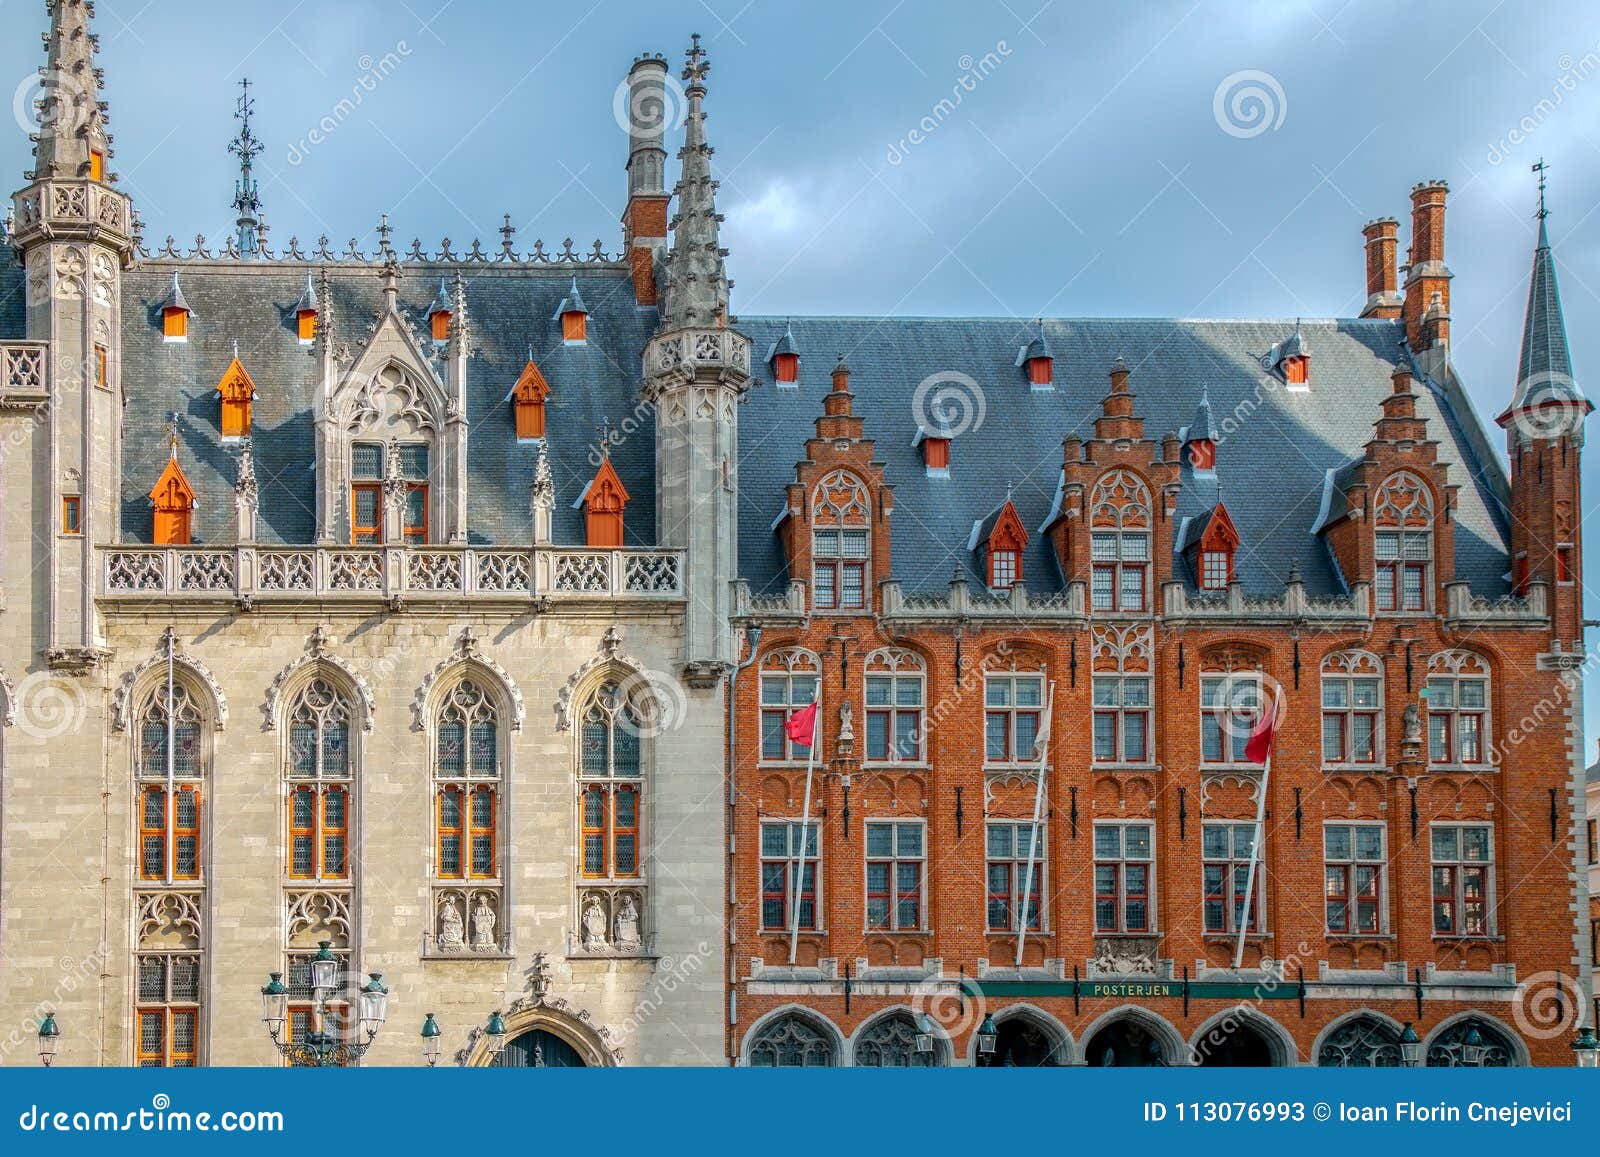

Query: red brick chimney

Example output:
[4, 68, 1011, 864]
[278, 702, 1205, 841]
[1403, 181, 1452, 349]
[1360, 217, 1402, 319]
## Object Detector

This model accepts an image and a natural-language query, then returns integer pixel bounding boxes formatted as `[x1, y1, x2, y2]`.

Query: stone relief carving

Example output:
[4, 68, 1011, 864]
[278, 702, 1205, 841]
[262, 629, 377, 732]
[112, 640, 228, 733]
[581, 895, 608, 951]
[437, 895, 466, 951]
[554, 626, 647, 732]
[410, 628, 524, 733]
[471, 893, 498, 951]
[1090, 938, 1159, 978]
[613, 893, 642, 952]
[286, 889, 352, 950]
[137, 891, 204, 950]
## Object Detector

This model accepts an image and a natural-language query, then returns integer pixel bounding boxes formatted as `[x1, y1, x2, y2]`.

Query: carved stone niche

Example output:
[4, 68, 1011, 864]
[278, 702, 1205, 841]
[572, 887, 647, 958]
[1089, 937, 1162, 978]
[138, 891, 204, 952]
[429, 887, 505, 957]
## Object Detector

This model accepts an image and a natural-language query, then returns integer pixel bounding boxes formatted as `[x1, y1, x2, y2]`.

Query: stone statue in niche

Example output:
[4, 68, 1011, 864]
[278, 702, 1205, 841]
[613, 894, 641, 951]
[471, 895, 497, 951]
[581, 897, 608, 951]
[437, 896, 465, 951]
[1401, 703, 1423, 746]
[837, 700, 854, 745]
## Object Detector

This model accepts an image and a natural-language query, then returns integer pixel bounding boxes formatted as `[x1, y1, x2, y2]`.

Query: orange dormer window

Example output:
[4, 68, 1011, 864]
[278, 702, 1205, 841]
[923, 436, 950, 473]
[89, 150, 104, 182]
[150, 458, 197, 546]
[297, 309, 317, 343]
[562, 310, 588, 344]
[1189, 439, 1216, 471]
[430, 310, 451, 342]
[584, 458, 630, 548]
[1026, 355, 1053, 386]
[1283, 355, 1308, 386]
[511, 358, 551, 442]
[984, 500, 1029, 590]
[163, 307, 189, 342]
[216, 357, 256, 440]
[772, 352, 799, 383]
[1195, 503, 1240, 590]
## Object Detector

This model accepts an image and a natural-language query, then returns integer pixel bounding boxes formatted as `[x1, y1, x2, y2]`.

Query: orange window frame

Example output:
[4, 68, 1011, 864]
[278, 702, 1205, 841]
[431, 312, 451, 342]
[141, 784, 201, 882]
[139, 785, 167, 881]
[351, 483, 383, 545]
[468, 785, 496, 878]
[562, 311, 587, 343]
[582, 784, 608, 878]
[94, 345, 108, 388]
[436, 786, 464, 879]
[163, 308, 188, 340]
[172, 785, 201, 881]
[514, 399, 546, 441]
[772, 352, 798, 382]
[136, 1007, 196, 1067]
[61, 496, 81, 535]
[403, 482, 428, 544]
[297, 310, 317, 342]
[1284, 356, 1308, 384]
[612, 784, 639, 878]
[89, 150, 105, 182]
[220, 397, 250, 439]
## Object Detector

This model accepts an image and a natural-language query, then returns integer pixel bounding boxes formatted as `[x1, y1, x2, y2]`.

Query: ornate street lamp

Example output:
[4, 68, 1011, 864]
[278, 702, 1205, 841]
[484, 1010, 508, 1061]
[36, 1014, 59, 1068]
[1460, 1025, 1486, 1067]
[915, 1013, 936, 1054]
[1572, 1026, 1599, 1068]
[421, 1014, 442, 1068]
[975, 1013, 999, 1066]
[260, 941, 387, 1067]
[1398, 1021, 1423, 1067]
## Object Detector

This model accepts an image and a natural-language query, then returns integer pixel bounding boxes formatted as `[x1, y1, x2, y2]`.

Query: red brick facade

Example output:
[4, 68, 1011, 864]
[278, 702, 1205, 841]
[727, 319, 1586, 1067]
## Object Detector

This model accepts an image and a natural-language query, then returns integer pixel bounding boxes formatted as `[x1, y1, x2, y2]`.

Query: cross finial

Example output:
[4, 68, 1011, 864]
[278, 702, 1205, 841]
[167, 412, 180, 459]
[683, 33, 709, 85]
[377, 212, 393, 254]
[1533, 157, 1550, 219]
[596, 416, 614, 457]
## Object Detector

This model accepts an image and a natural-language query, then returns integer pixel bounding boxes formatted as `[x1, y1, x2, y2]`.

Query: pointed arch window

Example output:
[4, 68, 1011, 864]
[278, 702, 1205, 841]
[285, 679, 353, 881]
[748, 1013, 835, 1067]
[812, 469, 871, 611]
[854, 1012, 940, 1067]
[1089, 470, 1151, 613]
[1374, 472, 1433, 612]
[579, 683, 644, 880]
[434, 680, 501, 882]
[136, 682, 206, 884]
[1317, 1016, 1402, 1067]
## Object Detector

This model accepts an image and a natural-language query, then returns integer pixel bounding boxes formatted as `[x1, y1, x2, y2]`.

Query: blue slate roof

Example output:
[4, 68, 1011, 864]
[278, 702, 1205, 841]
[0, 238, 23, 338]
[733, 316, 1512, 599]
[116, 263, 658, 546]
[1518, 219, 1574, 388]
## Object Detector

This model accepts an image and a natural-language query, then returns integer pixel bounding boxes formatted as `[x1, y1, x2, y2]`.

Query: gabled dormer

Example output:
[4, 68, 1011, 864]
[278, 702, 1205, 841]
[767, 321, 799, 385]
[159, 273, 193, 343]
[1016, 321, 1053, 389]
[1183, 385, 1219, 475]
[581, 454, 630, 547]
[509, 351, 551, 442]
[970, 497, 1028, 589]
[150, 422, 197, 545]
[427, 279, 452, 343]
[1179, 502, 1240, 589]
[293, 272, 318, 344]
[1266, 324, 1309, 390]
[556, 277, 589, 344]
[215, 352, 257, 441]
[911, 416, 954, 477]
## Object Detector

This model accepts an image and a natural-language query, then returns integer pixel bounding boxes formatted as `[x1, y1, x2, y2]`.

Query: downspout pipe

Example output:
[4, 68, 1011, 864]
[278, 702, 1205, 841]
[725, 626, 760, 1064]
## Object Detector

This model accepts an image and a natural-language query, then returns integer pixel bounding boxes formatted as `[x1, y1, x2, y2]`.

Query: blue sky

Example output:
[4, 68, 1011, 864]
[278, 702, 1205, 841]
[4, 0, 1597, 744]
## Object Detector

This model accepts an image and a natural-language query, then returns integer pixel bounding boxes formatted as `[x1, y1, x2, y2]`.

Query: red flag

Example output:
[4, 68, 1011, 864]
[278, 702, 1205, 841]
[785, 701, 819, 748]
[1244, 694, 1279, 764]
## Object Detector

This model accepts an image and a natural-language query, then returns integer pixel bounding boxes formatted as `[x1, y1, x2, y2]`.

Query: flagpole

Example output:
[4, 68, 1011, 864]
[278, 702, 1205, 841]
[1015, 681, 1055, 968]
[1233, 701, 1274, 970]
[788, 702, 820, 966]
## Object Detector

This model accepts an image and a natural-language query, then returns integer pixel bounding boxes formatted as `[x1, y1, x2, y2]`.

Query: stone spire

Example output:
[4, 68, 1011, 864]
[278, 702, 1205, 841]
[1500, 165, 1591, 445]
[30, 0, 110, 181]
[660, 34, 729, 330]
[229, 78, 265, 256]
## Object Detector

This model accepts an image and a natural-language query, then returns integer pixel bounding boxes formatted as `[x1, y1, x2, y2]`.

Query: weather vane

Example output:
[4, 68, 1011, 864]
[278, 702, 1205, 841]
[1532, 157, 1549, 220]
[229, 78, 265, 255]
[684, 33, 709, 85]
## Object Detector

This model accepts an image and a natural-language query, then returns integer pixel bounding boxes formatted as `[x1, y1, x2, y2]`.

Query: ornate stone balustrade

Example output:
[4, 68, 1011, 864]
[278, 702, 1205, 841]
[643, 326, 753, 392]
[100, 546, 684, 604]
[12, 180, 134, 249]
[0, 343, 49, 408]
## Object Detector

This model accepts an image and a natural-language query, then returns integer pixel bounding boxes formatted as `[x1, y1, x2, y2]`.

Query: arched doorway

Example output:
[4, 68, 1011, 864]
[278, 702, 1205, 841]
[494, 1028, 587, 1068]
[991, 1017, 1066, 1066]
[1195, 1021, 1273, 1066]
[1085, 1019, 1168, 1066]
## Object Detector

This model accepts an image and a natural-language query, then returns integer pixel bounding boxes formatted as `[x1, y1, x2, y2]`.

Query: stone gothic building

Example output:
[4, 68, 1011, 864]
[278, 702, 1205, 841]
[0, 2, 1591, 1067]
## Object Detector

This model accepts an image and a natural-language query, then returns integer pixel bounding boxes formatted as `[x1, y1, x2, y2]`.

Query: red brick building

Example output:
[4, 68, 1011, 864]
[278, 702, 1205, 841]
[725, 181, 1592, 1066]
